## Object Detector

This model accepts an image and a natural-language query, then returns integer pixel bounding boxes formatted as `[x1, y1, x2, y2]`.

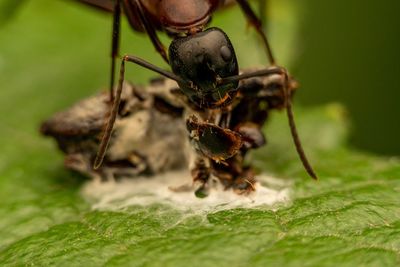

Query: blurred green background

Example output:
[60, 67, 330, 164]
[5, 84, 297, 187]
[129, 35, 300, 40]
[293, 0, 400, 156]
[0, 0, 399, 156]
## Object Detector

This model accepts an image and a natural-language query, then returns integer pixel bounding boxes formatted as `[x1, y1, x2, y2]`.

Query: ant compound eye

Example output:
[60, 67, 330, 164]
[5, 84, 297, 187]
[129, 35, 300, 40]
[220, 45, 232, 62]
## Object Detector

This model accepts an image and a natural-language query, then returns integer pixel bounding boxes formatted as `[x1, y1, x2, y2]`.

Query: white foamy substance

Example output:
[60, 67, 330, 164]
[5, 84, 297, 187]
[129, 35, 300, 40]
[81, 170, 292, 213]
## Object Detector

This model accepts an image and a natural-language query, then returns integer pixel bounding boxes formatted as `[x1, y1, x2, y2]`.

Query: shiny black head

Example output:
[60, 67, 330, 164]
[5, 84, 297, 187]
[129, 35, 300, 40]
[169, 28, 239, 109]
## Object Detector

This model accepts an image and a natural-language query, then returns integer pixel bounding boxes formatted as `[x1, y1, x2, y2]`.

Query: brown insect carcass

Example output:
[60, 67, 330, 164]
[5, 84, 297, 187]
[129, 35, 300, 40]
[41, 67, 296, 195]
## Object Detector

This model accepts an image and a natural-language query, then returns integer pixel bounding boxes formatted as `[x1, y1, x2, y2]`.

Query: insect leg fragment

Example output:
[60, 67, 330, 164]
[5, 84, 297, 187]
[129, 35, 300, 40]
[235, 0, 275, 65]
[94, 55, 185, 169]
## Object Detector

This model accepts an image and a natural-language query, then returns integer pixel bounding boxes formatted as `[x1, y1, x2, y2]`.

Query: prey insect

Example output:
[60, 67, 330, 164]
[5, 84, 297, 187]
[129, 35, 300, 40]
[41, 68, 300, 193]
[58, 0, 317, 195]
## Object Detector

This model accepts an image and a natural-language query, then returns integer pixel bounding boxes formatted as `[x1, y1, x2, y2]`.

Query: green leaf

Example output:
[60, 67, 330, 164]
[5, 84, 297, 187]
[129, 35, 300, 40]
[0, 0, 27, 26]
[0, 1, 399, 266]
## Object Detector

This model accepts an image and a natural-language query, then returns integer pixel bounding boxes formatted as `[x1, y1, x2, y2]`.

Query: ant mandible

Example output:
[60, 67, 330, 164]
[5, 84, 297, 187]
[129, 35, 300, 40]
[78, 0, 317, 184]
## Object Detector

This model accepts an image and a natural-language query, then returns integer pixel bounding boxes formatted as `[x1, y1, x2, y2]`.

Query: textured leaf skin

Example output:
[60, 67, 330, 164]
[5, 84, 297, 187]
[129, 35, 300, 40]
[0, 1, 399, 266]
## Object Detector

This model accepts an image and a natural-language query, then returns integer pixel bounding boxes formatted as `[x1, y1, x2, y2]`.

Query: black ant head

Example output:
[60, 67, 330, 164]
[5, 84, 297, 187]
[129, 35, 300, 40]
[169, 27, 239, 109]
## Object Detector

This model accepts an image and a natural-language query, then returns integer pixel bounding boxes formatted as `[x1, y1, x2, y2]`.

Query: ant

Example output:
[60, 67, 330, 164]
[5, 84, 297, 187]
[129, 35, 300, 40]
[76, 0, 317, 194]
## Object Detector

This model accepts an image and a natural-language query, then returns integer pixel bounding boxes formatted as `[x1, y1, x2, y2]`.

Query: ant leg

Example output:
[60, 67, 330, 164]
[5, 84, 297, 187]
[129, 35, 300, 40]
[281, 72, 318, 179]
[219, 67, 318, 180]
[235, 0, 275, 65]
[191, 157, 211, 198]
[74, 0, 168, 99]
[93, 55, 185, 169]
[74, 0, 169, 95]
[124, 0, 169, 63]
[73, 0, 120, 101]
[259, 0, 268, 30]
[109, 0, 122, 102]
[73, 0, 114, 12]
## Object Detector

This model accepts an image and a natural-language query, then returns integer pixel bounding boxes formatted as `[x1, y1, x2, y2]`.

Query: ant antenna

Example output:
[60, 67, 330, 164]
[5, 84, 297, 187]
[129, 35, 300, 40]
[93, 55, 187, 169]
[282, 72, 318, 180]
[93, 60, 125, 170]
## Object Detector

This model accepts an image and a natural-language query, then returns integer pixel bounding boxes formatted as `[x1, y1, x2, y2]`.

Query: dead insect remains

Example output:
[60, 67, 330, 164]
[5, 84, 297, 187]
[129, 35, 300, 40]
[42, 0, 317, 197]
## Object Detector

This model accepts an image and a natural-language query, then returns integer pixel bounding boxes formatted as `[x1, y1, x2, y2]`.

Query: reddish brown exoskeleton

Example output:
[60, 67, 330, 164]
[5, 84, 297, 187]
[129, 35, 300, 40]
[56, 0, 317, 196]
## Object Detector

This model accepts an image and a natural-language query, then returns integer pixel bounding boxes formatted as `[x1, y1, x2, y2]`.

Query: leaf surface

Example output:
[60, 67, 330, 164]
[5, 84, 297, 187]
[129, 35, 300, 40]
[0, 1, 399, 266]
